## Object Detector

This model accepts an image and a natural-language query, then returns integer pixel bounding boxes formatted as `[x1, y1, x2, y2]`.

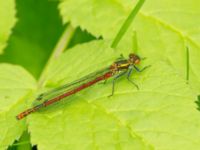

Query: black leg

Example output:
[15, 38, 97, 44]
[134, 65, 151, 72]
[108, 71, 127, 97]
[127, 66, 139, 90]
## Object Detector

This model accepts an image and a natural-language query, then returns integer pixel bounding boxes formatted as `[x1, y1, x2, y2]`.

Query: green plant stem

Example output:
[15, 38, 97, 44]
[186, 46, 189, 82]
[111, 0, 145, 49]
[38, 24, 75, 88]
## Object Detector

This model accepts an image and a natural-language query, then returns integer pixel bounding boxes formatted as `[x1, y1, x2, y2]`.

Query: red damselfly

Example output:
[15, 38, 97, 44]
[16, 53, 149, 120]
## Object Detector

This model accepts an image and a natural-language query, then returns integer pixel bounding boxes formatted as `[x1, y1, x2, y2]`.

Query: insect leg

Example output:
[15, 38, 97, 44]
[108, 71, 127, 97]
[127, 66, 139, 90]
[134, 65, 151, 72]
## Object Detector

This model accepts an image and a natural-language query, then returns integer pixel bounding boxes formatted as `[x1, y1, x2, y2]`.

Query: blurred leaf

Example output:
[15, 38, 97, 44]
[0, 64, 36, 150]
[25, 41, 200, 150]
[0, 0, 64, 78]
[16, 131, 31, 150]
[0, 0, 17, 53]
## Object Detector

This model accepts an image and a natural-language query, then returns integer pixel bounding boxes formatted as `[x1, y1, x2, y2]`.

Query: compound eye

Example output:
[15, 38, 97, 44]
[129, 53, 140, 64]
[135, 59, 140, 64]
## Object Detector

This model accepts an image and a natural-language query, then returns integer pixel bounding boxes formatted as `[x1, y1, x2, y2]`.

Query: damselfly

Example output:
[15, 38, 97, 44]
[16, 53, 150, 120]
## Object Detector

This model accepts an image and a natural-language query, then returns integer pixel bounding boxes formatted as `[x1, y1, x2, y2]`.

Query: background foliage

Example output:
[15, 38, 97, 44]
[0, 0, 200, 150]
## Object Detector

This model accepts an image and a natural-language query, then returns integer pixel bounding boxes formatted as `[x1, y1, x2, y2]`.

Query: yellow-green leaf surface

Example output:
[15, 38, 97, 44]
[59, 0, 200, 90]
[28, 41, 200, 150]
[0, 64, 36, 150]
[59, 0, 135, 39]
[0, 0, 17, 54]
[134, 0, 200, 90]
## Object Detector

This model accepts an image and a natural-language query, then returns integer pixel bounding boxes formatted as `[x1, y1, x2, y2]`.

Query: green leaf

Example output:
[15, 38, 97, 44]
[27, 41, 200, 150]
[132, 0, 200, 90]
[28, 41, 152, 150]
[1, 1, 199, 149]
[0, 64, 36, 150]
[59, 0, 136, 39]
[59, 0, 200, 90]
[0, 0, 17, 54]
